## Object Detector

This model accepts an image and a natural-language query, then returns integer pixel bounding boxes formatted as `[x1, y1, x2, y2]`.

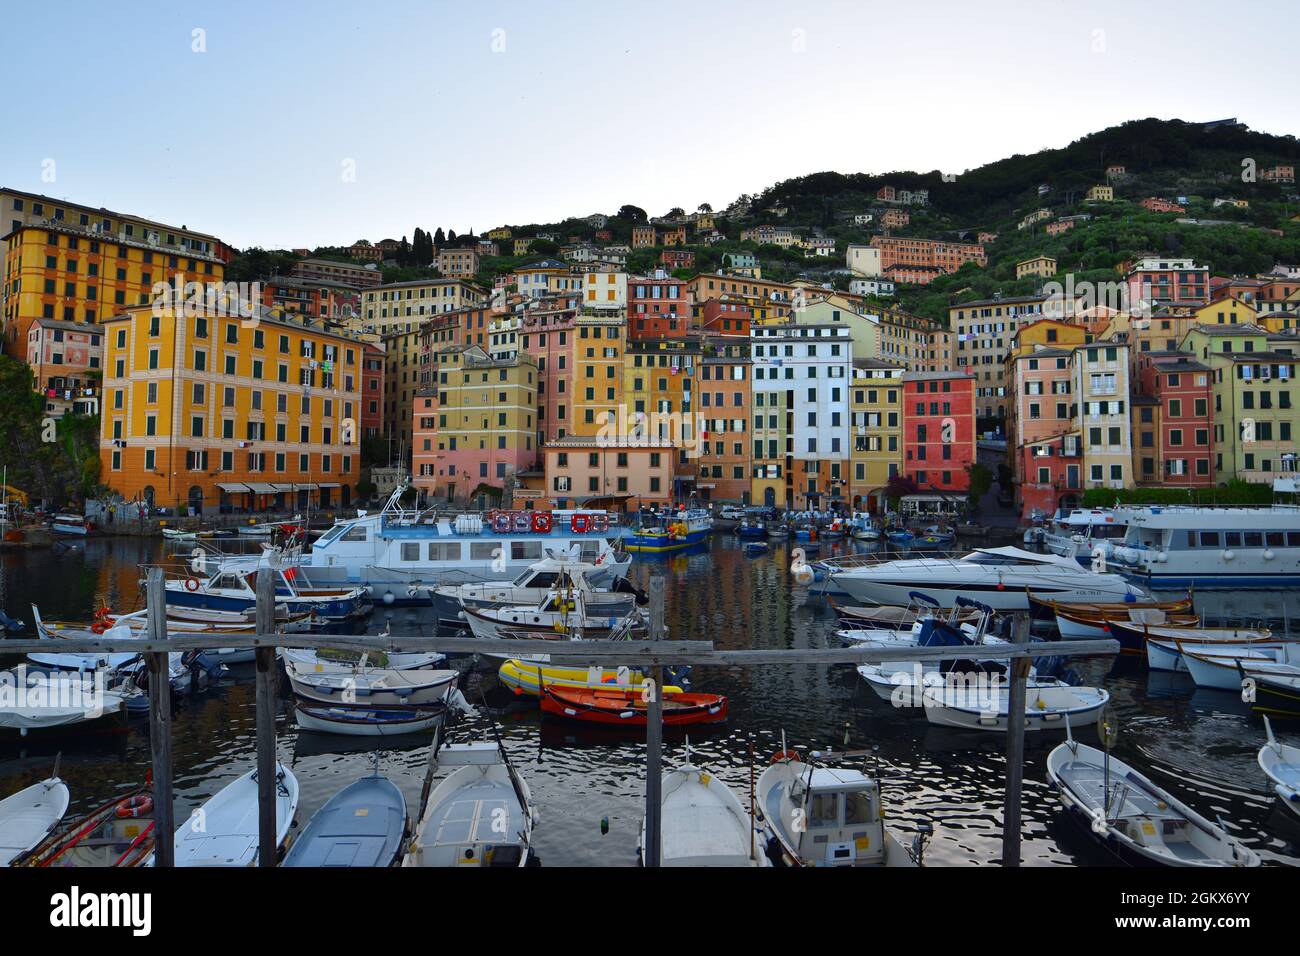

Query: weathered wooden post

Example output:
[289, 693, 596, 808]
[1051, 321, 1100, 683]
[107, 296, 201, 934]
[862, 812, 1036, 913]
[1001, 611, 1030, 867]
[254, 569, 278, 866]
[145, 567, 175, 867]
[644, 576, 665, 867]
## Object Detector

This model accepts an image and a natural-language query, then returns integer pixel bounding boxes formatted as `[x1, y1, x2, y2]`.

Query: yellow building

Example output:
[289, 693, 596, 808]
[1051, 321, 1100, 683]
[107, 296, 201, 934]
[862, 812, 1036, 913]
[583, 271, 627, 310]
[1086, 185, 1114, 202]
[487, 227, 513, 240]
[849, 359, 905, 511]
[1195, 296, 1257, 327]
[99, 302, 364, 514]
[2, 222, 224, 359]
[623, 337, 701, 487]
[571, 313, 625, 436]
[359, 279, 485, 336]
[1016, 255, 1057, 279]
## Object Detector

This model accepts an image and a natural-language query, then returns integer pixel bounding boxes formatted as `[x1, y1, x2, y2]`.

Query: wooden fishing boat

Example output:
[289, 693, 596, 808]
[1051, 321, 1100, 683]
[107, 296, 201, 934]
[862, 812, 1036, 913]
[1258, 718, 1300, 820]
[284, 659, 458, 709]
[17, 788, 155, 867]
[539, 684, 727, 728]
[293, 702, 445, 737]
[1105, 620, 1272, 658]
[1047, 736, 1259, 867]
[831, 599, 981, 630]
[922, 682, 1109, 733]
[1028, 592, 1192, 623]
[1244, 667, 1300, 719]
[1054, 606, 1200, 641]
[402, 741, 535, 868]
[1180, 643, 1300, 691]
[1146, 632, 1288, 672]
[0, 775, 69, 866]
[281, 773, 407, 867]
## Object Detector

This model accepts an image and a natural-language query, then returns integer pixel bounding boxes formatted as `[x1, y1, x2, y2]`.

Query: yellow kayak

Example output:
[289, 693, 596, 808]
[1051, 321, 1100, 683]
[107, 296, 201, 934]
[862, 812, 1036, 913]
[498, 659, 682, 697]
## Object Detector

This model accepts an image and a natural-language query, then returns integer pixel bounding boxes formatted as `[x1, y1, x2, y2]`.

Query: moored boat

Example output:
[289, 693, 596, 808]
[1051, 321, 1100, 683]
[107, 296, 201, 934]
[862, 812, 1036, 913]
[153, 763, 298, 867]
[281, 773, 407, 866]
[0, 774, 69, 866]
[922, 681, 1109, 733]
[1257, 717, 1300, 820]
[1047, 733, 1259, 867]
[625, 509, 712, 553]
[293, 702, 445, 737]
[17, 788, 155, 867]
[285, 660, 459, 709]
[539, 684, 726, 728]
[497, 659, 670, 697]
[639, 755, 769, 867]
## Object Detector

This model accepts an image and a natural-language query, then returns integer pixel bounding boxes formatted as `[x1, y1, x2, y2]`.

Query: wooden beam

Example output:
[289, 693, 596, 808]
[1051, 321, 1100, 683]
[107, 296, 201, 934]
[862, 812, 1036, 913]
[145, 568, 174, 868]
[1001, 612, 1030, 868]
[0, 634, 1120, 665]
[643, 577, 664, 868]
[254, 569, 278, 867]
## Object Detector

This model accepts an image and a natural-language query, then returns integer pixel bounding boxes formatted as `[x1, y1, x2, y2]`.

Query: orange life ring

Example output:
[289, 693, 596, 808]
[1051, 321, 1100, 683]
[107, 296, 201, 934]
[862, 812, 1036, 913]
[571, 514, 590, 534]
[115, 794, 153, 819]
[184, 577, 200, 592]
[771, 749, 800, 764]
[91, 621, 107, 634]
[532, 512, 552, 533]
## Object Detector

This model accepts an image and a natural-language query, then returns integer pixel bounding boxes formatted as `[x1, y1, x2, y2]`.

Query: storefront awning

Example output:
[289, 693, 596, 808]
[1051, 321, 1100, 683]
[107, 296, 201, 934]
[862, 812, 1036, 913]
[216, 482, 249, 493]
[317, 482, 341, 489]
[246, 482, 279, 494]
[272, 482, 319, 491]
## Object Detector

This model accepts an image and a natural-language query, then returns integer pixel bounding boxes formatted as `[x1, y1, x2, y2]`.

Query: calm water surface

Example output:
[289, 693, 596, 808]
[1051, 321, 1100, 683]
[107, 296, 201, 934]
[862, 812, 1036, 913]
[2, 535, 1298, 867]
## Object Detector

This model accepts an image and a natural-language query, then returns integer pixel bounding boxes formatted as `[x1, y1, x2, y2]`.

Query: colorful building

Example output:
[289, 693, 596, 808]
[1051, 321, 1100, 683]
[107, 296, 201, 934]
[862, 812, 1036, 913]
[628, 273, 692, 339]
[696, 337, 751, 503]
[26, 316, 103, 417]
[901, 370, 975, 494]
[1075, 340, 1132, 491]
[849, 359, 905, 512]
[1133, 353, 1214, 486]
[99, 303, 365, 514]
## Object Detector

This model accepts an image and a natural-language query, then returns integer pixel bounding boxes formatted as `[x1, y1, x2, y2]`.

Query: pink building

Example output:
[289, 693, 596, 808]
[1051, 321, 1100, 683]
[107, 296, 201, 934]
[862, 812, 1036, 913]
[1126, 257, 1210, 309]
[543, 436, 676, 510]
[26, 317, 102, 417]
[1009, 346, 1081, 520]
[518, 298, 579, 444]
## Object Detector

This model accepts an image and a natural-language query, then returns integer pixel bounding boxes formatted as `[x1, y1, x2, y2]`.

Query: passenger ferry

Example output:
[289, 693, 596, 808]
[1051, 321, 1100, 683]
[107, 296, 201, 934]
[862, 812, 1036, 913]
[624, 509, 712, 553]
[1099, 504, 1300, 588]
[294, 482, 629, 604]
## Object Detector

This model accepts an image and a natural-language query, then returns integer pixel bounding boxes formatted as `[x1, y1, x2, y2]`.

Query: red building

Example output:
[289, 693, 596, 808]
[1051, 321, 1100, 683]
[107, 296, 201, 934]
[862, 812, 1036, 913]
[1135, 353, 1214, 485]
[699, 296, 752, 337]
[361, 343, 385, 439]
[628, 273, 693, 339]
[902, 370, 975, 493]
[660, 249, 695, 271]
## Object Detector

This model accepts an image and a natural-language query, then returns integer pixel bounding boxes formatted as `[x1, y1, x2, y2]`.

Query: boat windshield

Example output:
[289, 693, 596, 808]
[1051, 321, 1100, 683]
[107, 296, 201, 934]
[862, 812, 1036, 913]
[843, 790, 876, 825]
[316, 524, 347, 545]
[810, 792, 839, 827]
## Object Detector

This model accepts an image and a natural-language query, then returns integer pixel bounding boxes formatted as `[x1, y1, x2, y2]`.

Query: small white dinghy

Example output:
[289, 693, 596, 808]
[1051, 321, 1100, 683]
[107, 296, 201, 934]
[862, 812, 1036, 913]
[156, 763, 299, 867]
[0, 774, 70, 865]
[1179, 643, 1300, 692]
[403, 740, 535, 868]
[922, 681, 1109, 733]
[285, 659, 459, 709]
[639, 749, 769, 867]
[1258, 716, 1300, 821]
[1047, 728, 1259, 867]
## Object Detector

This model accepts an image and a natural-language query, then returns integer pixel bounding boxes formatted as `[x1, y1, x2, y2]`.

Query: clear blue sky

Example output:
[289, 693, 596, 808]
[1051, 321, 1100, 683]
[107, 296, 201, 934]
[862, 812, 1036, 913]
[2, 0, 1292, 249]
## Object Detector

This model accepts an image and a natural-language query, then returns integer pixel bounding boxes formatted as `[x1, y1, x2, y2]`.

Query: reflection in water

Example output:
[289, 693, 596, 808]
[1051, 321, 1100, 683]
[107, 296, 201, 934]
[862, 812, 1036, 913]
[1, 536, 1297, 866]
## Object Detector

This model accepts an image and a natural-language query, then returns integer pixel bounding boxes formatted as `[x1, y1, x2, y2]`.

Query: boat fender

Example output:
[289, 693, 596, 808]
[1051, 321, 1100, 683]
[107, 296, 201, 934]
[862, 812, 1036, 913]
[1263, 549, 1275, 561]
[115, 795, 153, 819]
[382, 591, 395, 605]
[184, 577, 201, 592]
[1222, 549, 1235, 562]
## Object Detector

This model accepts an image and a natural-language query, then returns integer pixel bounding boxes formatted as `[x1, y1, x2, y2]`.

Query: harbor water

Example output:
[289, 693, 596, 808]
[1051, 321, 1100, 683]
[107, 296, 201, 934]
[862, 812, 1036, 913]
[2, 535, 1298, 866]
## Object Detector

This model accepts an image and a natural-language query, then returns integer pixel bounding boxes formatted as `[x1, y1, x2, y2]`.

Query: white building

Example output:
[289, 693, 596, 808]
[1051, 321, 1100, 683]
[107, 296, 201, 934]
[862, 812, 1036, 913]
[849, 277, 896, 298]
[751, 323, 853, 465]
[582, 271, 628, 310]
[846, 244, 883, 277]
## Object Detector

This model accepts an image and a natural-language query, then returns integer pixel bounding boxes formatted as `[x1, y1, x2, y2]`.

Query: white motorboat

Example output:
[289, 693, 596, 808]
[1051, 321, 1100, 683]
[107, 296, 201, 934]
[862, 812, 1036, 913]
[921, 681, 1109, 733]
[293, 702, 445, 737]
[639, 755, 769, 867]
[284, 659, 458, 709]
[157, 763, 299, 867]
[755, 746, 918, 867]
[402, 741, 535, 868]
[1258, 717, 1300, 820]
[458, 586, 642, 640]
[421, 557, 639, 630]
[830, 546, 1146, 610]
[0, 775, 69, 865]
[1039, 507, 1127, 564]
[163, 555, 370, 621]
[1047, 734, 1260, 867]
[51, 514, 91, 535]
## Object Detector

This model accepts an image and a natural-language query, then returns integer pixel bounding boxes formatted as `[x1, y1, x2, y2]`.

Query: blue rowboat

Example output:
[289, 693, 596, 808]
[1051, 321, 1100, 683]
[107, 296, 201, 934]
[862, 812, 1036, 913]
[281, 774, 408, 867]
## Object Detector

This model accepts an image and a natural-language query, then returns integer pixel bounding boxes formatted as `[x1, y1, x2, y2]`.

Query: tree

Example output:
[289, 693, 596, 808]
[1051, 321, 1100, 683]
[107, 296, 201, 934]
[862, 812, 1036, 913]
[697, 202, 713, 214]
[433, 227, 445, 246]
[615, 205, 647, 223]
[966, 462, 993, 512]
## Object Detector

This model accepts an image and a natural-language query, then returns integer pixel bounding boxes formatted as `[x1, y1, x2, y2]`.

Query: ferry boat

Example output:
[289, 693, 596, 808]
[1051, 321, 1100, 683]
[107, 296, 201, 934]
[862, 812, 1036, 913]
[293, 482, 629, 604]
[624, 509, 712, 553]
[1097, 504, 1300, 588]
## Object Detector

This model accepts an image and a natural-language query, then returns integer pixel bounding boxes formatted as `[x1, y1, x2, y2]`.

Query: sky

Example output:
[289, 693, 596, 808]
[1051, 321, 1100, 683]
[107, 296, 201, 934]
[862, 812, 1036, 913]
[1, 0, 1294, 250]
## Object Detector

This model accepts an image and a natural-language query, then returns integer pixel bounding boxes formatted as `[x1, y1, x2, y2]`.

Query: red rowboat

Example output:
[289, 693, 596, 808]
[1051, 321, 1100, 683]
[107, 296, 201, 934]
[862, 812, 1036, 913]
[539, 684, 728, 727]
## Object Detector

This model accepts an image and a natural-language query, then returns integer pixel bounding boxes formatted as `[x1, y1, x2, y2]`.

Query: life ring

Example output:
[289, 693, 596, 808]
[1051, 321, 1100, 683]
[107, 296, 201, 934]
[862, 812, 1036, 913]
[571, 514, 590, 533]
[771, 750, 800, 764]
[184, 577, 200, 592]
[592, 513, 609, 533]
[115, 795, 153, 819]
[492, 512, 512, 533]
[531, 512, 552, 533]
[513, 513, 531, 533]
[91, 621, 107, 634]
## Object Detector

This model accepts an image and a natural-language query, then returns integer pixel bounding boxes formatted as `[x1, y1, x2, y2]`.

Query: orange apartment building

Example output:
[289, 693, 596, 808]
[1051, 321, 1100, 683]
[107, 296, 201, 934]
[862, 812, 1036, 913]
[697, 336, 751, 502]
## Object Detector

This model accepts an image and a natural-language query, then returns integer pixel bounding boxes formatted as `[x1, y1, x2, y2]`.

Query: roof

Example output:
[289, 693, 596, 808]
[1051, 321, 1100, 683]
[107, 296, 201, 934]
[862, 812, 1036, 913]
[0, 186, 221, 242]
[902, 370, 974, 381]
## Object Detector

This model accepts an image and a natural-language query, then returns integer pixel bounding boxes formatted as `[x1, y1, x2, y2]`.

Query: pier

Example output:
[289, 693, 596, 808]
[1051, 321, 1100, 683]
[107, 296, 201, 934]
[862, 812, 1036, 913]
[0, 567, 1121, 866]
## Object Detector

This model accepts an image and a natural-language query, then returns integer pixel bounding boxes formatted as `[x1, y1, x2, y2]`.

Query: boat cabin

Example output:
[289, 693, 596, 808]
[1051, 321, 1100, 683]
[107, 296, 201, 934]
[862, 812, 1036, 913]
[787, 767, 885, 867]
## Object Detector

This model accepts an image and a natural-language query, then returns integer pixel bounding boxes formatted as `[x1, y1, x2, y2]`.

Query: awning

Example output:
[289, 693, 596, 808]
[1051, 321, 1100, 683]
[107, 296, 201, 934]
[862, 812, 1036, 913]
[317, 482, 341, 489]
[272, 482, 318, 491]
[246, 482, 278, 494]
[216, 482, 249, 493]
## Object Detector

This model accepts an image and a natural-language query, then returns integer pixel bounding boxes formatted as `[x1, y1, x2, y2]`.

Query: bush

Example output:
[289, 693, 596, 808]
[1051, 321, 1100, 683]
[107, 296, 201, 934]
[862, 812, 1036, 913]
[1080, 480, 1274, 507]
